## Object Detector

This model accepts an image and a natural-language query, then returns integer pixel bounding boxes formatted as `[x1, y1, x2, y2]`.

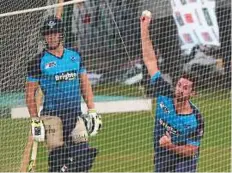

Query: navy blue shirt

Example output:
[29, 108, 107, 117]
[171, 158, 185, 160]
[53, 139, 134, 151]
[27, 48, 86, 113]
[151, 71, 204, 172]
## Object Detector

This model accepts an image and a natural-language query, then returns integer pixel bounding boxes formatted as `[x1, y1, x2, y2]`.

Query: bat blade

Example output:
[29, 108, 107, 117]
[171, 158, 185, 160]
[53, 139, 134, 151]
[27, 141, 38, 172]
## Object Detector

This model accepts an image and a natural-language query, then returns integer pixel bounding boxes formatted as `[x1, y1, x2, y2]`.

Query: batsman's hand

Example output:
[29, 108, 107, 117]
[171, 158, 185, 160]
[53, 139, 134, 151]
[82, 109, 102, 136]
[31, 117, 45, 142]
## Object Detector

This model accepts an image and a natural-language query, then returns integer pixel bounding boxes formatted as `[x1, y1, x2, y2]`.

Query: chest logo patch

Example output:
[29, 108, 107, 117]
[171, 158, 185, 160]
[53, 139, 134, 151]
[45, 61, 57, 69]
[55, 71, 77, 81]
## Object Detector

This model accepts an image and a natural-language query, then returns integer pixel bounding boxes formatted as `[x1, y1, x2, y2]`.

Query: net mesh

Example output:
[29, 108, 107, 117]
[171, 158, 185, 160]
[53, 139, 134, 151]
[0, 0, 230, 172]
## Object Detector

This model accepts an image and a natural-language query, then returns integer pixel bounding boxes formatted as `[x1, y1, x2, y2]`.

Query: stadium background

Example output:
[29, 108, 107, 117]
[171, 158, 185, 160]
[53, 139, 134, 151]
[0, 0, 230, 92]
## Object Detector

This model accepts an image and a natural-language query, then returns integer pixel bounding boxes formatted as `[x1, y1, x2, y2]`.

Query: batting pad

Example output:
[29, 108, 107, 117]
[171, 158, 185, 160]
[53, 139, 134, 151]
[71, 117, 88, 144]
[41, 116, 64, 151]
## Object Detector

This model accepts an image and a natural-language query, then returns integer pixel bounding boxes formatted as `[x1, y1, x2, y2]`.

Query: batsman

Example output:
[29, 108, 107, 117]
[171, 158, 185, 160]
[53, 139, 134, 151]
[26, 16, 102, 172]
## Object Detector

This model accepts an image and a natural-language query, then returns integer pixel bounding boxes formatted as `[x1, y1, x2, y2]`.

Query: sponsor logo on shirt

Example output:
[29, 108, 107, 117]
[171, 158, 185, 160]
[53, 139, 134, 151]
[160, 102, 170, 114]
[45, 61, 57, 69]
[159, 119, 180, 135]
[55, 71, 78, 81]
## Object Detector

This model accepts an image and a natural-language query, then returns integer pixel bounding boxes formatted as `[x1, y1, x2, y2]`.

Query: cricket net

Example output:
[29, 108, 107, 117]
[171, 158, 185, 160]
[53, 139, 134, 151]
[0, 0, 230, 172]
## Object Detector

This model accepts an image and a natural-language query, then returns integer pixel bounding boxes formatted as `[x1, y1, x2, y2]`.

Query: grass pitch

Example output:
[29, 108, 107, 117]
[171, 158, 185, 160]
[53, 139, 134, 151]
[0, 89, 230, 172]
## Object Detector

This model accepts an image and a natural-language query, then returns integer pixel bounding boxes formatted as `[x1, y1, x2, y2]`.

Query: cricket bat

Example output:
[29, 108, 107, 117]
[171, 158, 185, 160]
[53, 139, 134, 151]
[20, 87, 43, 172]
[28, 87, 43, 172]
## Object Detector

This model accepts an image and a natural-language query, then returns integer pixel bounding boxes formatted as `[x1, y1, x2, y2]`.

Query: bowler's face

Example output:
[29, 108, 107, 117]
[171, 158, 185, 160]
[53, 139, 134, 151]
[175, 78, 193, 102]
[44, 32, 60, 49]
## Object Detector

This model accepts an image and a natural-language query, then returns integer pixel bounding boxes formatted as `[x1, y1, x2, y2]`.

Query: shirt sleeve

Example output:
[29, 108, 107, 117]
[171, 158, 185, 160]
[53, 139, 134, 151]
[79, 57, 87, 74]
[186, 112, 204, 146]
[27, 54, 42, 82]
[150, 71, 173, 97]
[77, 52, 87, 74]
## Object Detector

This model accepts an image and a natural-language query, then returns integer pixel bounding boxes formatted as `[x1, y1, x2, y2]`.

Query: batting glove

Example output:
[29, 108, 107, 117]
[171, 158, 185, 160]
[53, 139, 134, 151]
[31, 117, 45, 142]
[82, 109, 102, 136]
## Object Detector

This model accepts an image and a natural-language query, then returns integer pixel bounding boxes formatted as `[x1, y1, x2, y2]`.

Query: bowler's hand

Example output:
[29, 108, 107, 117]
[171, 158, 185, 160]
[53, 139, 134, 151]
[159, 132, 172, 148]
[140, 15, 152, 31]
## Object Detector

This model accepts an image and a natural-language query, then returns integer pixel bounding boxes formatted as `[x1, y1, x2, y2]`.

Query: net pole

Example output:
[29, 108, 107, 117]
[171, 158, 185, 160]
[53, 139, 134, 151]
[0, 0, 85, 18]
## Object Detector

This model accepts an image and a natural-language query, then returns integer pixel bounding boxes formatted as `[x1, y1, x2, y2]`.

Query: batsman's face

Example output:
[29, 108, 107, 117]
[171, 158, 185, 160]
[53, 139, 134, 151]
[175, 78, 193, 102]
[44, 32, 60, 49]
